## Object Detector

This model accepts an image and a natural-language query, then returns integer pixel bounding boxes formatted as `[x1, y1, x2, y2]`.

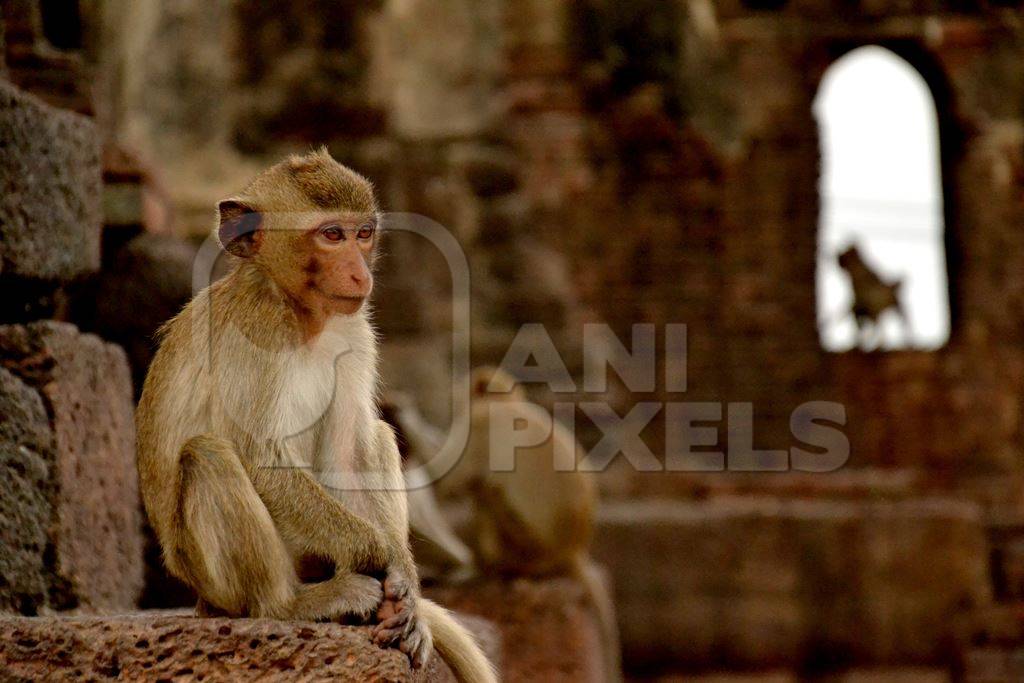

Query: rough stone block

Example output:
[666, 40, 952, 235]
[594, 499, 990, 671]
[822, 668, 951, 683]
[0, 322, 142, 611]
[0, 367, 52, 614]
[0, 613, 460, 681]
[0, 81, 101, 281]
[655, 674, 796, 683]
[963, 646, 1024, 683]
[381, 0, 503, 139]
[426, 577, 605, 682]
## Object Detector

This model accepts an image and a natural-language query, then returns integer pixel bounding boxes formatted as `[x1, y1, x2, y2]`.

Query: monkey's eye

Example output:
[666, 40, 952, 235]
[356, 223, 375, 240]
[320, 225, 345, 242]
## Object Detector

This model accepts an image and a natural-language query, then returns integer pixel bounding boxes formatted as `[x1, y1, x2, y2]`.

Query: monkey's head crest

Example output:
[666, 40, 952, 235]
[216, 148, 378, 258]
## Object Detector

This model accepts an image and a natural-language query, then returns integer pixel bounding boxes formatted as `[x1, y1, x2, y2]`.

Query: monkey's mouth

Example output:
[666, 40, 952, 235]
[310, 283, 369, 303]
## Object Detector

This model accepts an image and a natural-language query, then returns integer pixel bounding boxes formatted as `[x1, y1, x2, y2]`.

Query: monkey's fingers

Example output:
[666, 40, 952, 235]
[372, 604, 412, 642]
[399, 629, 424, 665]
[373, 623, 407, 646]
[399, 626, 432, 670]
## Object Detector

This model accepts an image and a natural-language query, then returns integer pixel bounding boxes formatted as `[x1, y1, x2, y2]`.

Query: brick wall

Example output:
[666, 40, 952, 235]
[495, 3, 1024, 510]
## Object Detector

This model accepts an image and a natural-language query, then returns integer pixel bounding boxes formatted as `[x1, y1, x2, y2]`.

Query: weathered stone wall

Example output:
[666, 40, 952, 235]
[595, 498, 989, 672]
[0, 6, 144, 615]
[1, 0, 93, 114]
[0, 367, 52, 614]
[427, 578, 607, 682]
[490, 3, 1024, 509]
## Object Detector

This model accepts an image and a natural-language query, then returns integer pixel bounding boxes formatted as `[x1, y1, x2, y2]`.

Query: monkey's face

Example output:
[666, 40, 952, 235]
[216, 150, 381, 322]
[265, 212, 378, 317]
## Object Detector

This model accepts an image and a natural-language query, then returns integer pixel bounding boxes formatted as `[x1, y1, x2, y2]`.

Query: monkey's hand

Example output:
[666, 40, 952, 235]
[371, 570, 433, 668]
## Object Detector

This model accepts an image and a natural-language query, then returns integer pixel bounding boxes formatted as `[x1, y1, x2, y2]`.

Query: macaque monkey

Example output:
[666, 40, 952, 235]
[447, 367, 622, 683]
[135, 149, 495, 683]
[836, 244, 909, 349]
[379, 391, 475, 580]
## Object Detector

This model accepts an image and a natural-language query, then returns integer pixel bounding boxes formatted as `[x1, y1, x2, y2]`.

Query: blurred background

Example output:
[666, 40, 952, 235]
[3, 0, 1024, 681]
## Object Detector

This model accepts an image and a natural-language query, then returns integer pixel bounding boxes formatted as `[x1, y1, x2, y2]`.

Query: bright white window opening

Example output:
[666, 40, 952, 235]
[815, 45, 950, 351]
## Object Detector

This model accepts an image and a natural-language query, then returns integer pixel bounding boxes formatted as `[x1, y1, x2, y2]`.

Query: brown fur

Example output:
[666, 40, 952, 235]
[136, 149, 495, 682]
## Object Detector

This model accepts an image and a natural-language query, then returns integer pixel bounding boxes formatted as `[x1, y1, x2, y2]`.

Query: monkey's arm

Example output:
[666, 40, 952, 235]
[371, 421, 418, 570]
[250, 466, 392, 573]
[364, 421, 435, 665]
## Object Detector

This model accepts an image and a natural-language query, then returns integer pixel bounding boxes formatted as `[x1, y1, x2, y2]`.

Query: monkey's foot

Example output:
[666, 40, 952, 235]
[195, 598, 234, 617]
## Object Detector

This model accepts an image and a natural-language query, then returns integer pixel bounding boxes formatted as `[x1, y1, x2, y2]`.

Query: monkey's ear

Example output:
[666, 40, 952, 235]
[217, 199, 262, 258]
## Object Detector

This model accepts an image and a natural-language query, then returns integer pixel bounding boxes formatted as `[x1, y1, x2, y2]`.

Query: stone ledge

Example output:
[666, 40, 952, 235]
[963, 646, 1024, 683]
[426, 577, 606, 682]
[595, 497, 990, 670]
[0, 613, 467, 681]
[646, 668, 951, 682]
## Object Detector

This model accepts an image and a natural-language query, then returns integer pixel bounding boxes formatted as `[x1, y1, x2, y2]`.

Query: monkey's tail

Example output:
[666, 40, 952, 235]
[573, 555, 624, 683]
[418, 598, 498, 683]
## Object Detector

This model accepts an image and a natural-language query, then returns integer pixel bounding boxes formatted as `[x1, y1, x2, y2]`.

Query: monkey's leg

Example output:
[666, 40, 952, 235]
[173, 436, 384, 622]
[249, 466, 393, 573]
[170, 435, 297, 618]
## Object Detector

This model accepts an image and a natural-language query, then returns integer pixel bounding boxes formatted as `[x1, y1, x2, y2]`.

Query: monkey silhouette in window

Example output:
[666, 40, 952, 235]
[836, 244, 911, 350]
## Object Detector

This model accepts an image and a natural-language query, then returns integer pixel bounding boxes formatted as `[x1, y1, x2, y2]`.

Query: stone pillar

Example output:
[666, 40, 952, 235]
[1, 64, 142, 614]
[0, 323, 143, 612]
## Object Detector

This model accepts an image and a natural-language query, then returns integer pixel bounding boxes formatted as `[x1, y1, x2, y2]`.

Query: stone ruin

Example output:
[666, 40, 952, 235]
[2, 0, 1024, 680]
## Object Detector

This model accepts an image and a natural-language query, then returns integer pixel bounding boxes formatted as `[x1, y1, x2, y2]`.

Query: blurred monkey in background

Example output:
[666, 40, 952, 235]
[836, 244, 910, 349]
[379, 391, 475, 581]
[445, 366, 623, 683]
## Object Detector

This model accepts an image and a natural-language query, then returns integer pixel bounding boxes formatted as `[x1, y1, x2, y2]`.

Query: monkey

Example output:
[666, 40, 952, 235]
[440, 366, 622, 683]
[135, 148, 496, 683]
[836, 244, 911, 349]
[379, 390, 475, 581]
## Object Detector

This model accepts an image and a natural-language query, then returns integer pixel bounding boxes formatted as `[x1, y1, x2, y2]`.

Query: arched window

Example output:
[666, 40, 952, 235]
[814, 46, 950, 352]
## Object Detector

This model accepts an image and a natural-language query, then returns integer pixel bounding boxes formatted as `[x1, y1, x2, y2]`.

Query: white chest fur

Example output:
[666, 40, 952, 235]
[297, 316, 378, 476]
